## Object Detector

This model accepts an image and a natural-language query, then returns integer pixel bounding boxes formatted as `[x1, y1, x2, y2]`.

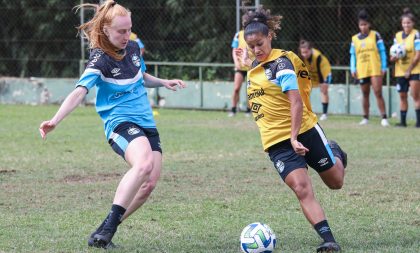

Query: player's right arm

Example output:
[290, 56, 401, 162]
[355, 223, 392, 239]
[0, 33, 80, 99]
[39, 86, 87, 139]
[350, 42, 357, 78]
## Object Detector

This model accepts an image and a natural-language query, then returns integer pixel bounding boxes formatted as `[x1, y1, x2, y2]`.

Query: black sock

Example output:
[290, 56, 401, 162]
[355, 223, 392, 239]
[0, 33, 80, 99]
[400, 110, 407, 125]
[101, 204, 126, 234]
[416, 109, 420, 126]
[246, 107, 251, 113]
[322, 103, 328, 114]
[314, 220, 336, 243]
[382, 114, 387, 119]
[363, 115, 369, 120]
[92, 213, 110, 236]
[232, 107, 237, 113]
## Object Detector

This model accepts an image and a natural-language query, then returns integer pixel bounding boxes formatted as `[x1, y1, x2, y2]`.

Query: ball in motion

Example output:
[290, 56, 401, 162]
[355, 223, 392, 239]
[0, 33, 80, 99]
[240, 222, 276, 253]
[390, 44, 406, 59]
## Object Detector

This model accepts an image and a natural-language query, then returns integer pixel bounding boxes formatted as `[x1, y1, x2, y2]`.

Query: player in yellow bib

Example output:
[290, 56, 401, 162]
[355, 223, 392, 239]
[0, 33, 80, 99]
[240, 7, 346, 252]
[390, 9, 420, 128]
[229, 26, 254, 117]
[299, 40, 332, 121]
[350, 10, 389, 126]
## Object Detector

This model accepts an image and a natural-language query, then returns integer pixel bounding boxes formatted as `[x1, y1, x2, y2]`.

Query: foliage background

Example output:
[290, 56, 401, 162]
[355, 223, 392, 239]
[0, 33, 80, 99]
[0, 0, 419, 80]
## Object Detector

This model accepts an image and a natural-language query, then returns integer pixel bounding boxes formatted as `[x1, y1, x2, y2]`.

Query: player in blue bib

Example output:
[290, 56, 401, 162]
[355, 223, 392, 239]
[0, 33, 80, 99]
[39, 0, 186, 249]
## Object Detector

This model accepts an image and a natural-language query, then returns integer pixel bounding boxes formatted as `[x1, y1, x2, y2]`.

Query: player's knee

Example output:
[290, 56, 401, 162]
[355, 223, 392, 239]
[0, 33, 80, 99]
[133, 161, 154, 178]
[291, 181, 313, 200]
[327, 179, 343, 190]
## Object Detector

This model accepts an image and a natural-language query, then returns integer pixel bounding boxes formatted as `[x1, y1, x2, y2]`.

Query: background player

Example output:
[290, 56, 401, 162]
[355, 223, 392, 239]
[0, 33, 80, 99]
[390, 8, 420, 128]
[299, 40, 332, 121]
[350, 9, 389, 126]
[229, 19, 253, 117]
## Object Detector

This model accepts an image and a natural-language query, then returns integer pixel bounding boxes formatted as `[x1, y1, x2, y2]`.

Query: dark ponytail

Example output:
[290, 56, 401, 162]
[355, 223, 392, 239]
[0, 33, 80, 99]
[401, 8, 416, 23]
[358, 9, 370, 23]
[243, 7, 282, 39]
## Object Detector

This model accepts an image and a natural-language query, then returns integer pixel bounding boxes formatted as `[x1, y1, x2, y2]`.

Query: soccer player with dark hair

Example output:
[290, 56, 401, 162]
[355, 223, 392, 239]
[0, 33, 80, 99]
[350, 9, 389, 126]
[299, 40, 332, 121]
[390, 8, 420, 127]
[239, 7, 346, 252]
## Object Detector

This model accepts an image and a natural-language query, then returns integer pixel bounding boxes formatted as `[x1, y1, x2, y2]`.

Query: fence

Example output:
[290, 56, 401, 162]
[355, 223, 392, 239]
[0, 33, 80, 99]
[1, 0, 419, 82]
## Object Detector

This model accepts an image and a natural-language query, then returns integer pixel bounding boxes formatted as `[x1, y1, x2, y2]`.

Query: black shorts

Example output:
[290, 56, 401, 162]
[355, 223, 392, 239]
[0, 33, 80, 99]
[108, 122, 162, 159]
[235, 70, 247, 78]
[357, 77, 371, 85]
[396, 74, 420, 93]
[268, 124, 336, 181]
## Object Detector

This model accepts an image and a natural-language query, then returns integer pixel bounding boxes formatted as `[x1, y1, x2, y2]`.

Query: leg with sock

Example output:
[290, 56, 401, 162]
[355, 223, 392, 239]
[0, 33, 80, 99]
[92, 204, 126, 248]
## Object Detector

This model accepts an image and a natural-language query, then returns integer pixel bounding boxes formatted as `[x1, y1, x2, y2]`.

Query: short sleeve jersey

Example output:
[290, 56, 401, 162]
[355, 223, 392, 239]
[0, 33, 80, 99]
[247, 49, 317, 151]
[76, 41, 155, 140]
[394, 29, 420, 76]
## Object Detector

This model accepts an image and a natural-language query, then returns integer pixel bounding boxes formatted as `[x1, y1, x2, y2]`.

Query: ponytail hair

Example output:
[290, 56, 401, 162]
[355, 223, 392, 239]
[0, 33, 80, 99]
[357, 9, 370, 23]
[75, 0, 131, 60]
[243, 7, 282, 39]
[401, 8, 416, 23]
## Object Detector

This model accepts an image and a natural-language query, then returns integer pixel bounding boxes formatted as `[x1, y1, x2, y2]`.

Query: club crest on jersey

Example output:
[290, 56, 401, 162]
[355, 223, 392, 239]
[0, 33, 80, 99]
[275, 160, 285, 173]
[361, 41, 366, 48]
[131, 54, 141, 67]
[127, 127, 140, 135]
[265, 68, 272, 79]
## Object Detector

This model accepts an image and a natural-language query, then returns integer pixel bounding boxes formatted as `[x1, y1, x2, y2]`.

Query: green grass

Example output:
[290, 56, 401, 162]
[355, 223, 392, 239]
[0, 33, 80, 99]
[0, 105, 419, 253]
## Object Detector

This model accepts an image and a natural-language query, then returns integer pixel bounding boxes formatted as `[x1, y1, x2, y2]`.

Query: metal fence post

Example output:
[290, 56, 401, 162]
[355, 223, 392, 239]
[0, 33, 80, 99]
[199, 66, 203, 108]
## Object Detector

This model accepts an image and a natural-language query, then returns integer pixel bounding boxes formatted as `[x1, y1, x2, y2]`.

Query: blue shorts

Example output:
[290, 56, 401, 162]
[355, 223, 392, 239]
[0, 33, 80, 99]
[396, 74, 420, 93]
[108, 122, 162, 159]
[267, 124, 336, 181]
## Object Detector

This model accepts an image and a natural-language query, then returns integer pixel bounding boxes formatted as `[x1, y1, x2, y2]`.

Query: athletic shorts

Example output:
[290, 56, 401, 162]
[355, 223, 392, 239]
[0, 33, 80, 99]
[267, 124, 336, 181]
[235, 70, 247, 78]
[396, 74, 420, 93]
[108, 122, 162, 159]
[357, 77, 371, 85]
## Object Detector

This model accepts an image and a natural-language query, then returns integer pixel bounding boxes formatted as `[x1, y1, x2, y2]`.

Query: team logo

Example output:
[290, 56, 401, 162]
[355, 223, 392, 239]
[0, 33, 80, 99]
[131, 54, 141, 67]
[277, 62, 286, 69]
[111, 68, 121, 77]
[318, 157, 329, 166]
[265, 68, 272, 79]
[275, 160, 285, 173]
[250, 102, 262, 113]
[361, 41, 366, 48]
[127, 127, 140, 135]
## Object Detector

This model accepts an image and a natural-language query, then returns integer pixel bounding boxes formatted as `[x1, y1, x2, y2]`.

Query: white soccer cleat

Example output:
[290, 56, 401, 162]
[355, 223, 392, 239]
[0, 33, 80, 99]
[227, 112, 236, 117]
[319, 114, 328, 121]
[359, 118, 369, 125]
[381, 118, 390, 127]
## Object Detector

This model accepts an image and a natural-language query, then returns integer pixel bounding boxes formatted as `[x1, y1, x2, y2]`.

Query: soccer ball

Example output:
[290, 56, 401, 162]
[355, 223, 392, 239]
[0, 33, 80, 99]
[240, 222, 276, 253]
[390, 44, 406, 59]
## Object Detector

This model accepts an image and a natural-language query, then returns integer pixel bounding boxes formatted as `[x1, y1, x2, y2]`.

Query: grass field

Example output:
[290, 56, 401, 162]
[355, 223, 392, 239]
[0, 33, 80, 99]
[0, 105, 419, 253]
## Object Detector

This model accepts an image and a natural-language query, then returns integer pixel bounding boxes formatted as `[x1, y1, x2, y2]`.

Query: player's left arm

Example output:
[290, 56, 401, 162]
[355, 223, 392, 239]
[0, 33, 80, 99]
[275, 59, 309, 155]
[143, 72, 186, 91]
[376, 32, 388, 74]
[405, 32, 420, 78]
[319, 55, 332, 85]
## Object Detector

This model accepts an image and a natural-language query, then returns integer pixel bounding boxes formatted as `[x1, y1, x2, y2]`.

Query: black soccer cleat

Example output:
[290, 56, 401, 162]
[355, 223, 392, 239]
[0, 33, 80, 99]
[328, 140, 347, 169]
[316, 241, 341, 252]
[91, 232, 116, 249]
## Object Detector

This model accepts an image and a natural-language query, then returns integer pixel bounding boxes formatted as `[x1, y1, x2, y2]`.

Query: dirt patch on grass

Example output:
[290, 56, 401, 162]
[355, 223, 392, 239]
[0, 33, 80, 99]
[0, 169, 16, 174]
[62, 172, 122, 183]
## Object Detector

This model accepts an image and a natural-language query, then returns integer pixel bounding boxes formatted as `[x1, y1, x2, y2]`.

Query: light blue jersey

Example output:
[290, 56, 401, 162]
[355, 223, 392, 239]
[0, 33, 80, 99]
[76, 41, 155, 140]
